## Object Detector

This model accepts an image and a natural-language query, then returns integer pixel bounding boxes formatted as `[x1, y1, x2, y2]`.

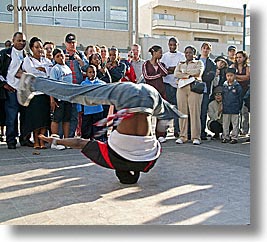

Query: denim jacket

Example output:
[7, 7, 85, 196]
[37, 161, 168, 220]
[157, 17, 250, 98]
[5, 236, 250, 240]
[64, 50, 88, 84]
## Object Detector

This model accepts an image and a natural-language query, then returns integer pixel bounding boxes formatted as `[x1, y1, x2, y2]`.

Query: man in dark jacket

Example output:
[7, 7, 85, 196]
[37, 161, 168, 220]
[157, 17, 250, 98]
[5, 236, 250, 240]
[197, 42, 216, 140]
[0, 32, 33, 149]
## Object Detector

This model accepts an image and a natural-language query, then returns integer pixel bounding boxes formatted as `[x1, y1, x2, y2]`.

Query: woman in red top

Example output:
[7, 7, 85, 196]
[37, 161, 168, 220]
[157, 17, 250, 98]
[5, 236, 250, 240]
[142, 45, 168, 142]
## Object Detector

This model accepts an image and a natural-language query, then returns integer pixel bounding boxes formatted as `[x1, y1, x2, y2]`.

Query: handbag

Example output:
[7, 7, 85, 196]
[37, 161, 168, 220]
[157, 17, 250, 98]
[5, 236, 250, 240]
[190, 80, 205, 94]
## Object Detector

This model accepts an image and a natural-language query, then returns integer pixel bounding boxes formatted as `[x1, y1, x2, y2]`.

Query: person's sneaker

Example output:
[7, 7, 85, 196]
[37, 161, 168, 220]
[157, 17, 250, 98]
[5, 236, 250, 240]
[20, 139, 34, 147]
[175, 138, 184, 144]
[17, 73, 36, 106]
[7, 143, 16, 149]
[222, 138, 230, 143]
[193, 139, 201, 145]
[51, 143, 66, 150]
[230, 139, 238, 144]
[158, 136, 166, 143]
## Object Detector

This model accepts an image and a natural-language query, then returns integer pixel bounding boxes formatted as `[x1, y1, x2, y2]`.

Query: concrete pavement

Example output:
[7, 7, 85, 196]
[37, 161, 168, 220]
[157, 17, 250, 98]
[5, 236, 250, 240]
[0, 135, 250, 225]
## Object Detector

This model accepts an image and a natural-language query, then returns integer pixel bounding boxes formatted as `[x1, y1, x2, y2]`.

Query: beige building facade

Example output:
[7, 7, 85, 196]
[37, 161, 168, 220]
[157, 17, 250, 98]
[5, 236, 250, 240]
[0, 0, 138, 52]
[139, 0, 250, 58]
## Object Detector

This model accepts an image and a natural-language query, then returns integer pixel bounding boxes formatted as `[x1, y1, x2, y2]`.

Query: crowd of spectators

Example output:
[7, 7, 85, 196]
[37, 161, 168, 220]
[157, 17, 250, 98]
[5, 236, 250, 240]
[0, 32, 250, 149]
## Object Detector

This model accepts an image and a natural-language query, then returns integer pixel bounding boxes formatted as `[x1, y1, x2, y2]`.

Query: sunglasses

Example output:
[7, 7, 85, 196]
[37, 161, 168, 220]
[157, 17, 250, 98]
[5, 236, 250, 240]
[215, 93, 222, 96]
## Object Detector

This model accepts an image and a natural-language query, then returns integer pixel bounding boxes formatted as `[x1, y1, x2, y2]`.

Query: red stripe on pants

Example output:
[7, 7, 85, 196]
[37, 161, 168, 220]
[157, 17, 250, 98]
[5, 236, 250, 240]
[98, 142, 114, 169]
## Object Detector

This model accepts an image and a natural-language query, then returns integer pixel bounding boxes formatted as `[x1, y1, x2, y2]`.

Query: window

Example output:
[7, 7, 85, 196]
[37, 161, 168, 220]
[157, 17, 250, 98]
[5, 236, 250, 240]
[0, 0, 13, 22]
[110, 7, 127, 21]
[153, 14, 174, 21]
[225, 21, 242, 27]
[26, 0, 129, 31]
[81, 0, 105, 29]
[106, 0, 128, 30]
[227, 40, 241, 45]
[194, 37, 219, 43]
[199, 17, 219, 25]
[26, 0, 55, 26]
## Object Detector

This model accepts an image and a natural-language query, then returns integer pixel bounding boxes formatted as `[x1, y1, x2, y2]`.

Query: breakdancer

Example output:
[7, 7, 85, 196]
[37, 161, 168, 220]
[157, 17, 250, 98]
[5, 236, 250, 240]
[17, 73, 187, 184]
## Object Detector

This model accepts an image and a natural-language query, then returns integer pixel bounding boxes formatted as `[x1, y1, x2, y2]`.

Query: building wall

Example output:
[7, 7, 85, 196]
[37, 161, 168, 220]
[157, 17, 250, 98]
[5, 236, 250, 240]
[139, 0, 248, 49]
[139, 37, 243, 60]
[0, 0, 134, 50]
[138, 3, 152, 36]
[154, 6, 197, 22]
[0, 23, 17, 42]
[24, 25, 130, 49]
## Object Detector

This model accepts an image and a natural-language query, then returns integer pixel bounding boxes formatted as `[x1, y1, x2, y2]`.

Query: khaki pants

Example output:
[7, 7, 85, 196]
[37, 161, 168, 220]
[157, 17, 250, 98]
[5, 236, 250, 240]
[177, 85, 203, 141]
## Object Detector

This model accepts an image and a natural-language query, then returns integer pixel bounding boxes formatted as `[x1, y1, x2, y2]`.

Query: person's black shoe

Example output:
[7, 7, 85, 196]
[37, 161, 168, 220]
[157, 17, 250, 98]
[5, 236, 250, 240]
[20, 139, 34, 147]
[201, 136, 208, 140]
[211, 134, 220, 140]
[7, 143, 16, 149]
[222, 139, 230, 143]
[115, 170, 140, 184]
[230, 139, 238, 144]
[174, 132, 180, 138]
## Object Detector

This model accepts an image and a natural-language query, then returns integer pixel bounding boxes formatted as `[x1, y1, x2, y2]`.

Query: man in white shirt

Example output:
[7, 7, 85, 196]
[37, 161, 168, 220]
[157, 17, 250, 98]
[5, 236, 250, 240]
[161, 37, 186, 138]
[0, 32, 33, 149]
[130, 43, 145, 83]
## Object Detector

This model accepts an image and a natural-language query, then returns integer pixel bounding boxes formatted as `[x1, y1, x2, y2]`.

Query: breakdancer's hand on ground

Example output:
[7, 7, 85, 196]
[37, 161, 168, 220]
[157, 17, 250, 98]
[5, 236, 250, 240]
[38, 134, 88, 149]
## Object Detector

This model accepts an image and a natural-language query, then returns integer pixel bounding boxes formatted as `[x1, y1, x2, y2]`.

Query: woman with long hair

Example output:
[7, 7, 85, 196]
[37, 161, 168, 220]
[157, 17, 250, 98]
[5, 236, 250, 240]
[234, 50, 250, 135]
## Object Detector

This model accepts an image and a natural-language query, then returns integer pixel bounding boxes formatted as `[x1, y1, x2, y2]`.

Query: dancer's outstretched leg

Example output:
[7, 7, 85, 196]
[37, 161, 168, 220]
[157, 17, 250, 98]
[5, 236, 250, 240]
[18, 73, 187, 120]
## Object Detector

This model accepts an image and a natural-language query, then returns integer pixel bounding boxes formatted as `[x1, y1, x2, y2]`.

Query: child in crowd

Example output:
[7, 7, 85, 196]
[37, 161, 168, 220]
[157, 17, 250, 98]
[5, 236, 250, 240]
[77, 65, 106, 141]
[221, 68, 243, 144]
[105, 47, 126, 82]
[49, 48, 73, 150]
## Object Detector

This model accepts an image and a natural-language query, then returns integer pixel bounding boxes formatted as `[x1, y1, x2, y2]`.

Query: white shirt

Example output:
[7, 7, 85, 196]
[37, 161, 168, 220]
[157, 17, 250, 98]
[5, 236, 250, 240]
[22, 56, 53, 95]
[22, 56, 52, 77]
[6, 48, 25, 89]
[161, 51, 186, 88]
[108, 130, 161, 162]
[131, 58, 145, 81]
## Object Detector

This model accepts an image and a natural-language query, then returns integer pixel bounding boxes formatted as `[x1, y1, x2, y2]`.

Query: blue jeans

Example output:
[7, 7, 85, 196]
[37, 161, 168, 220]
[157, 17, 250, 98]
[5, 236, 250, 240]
[164, 83, 179, 134]
[5, 91, 25, 144]
[32, 77, 182, 120]
[200, 93, 209, 138]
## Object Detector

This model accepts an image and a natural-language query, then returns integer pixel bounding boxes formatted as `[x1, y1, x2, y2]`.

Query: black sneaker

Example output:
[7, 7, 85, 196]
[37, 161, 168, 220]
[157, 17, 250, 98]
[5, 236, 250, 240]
[7, 143, 16, 149]
[20, 139, 34, 147]
[230, 139, 238, 144]
[222, 139, 230, 143]
[174, 132, 180, 138]
[115, 170, 140, 184]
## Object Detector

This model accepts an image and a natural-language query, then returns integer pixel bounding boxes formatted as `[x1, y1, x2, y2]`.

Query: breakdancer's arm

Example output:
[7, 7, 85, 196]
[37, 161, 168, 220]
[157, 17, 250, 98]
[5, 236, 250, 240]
[39, 113, 152, 149]
[38, 134, 89, 149]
